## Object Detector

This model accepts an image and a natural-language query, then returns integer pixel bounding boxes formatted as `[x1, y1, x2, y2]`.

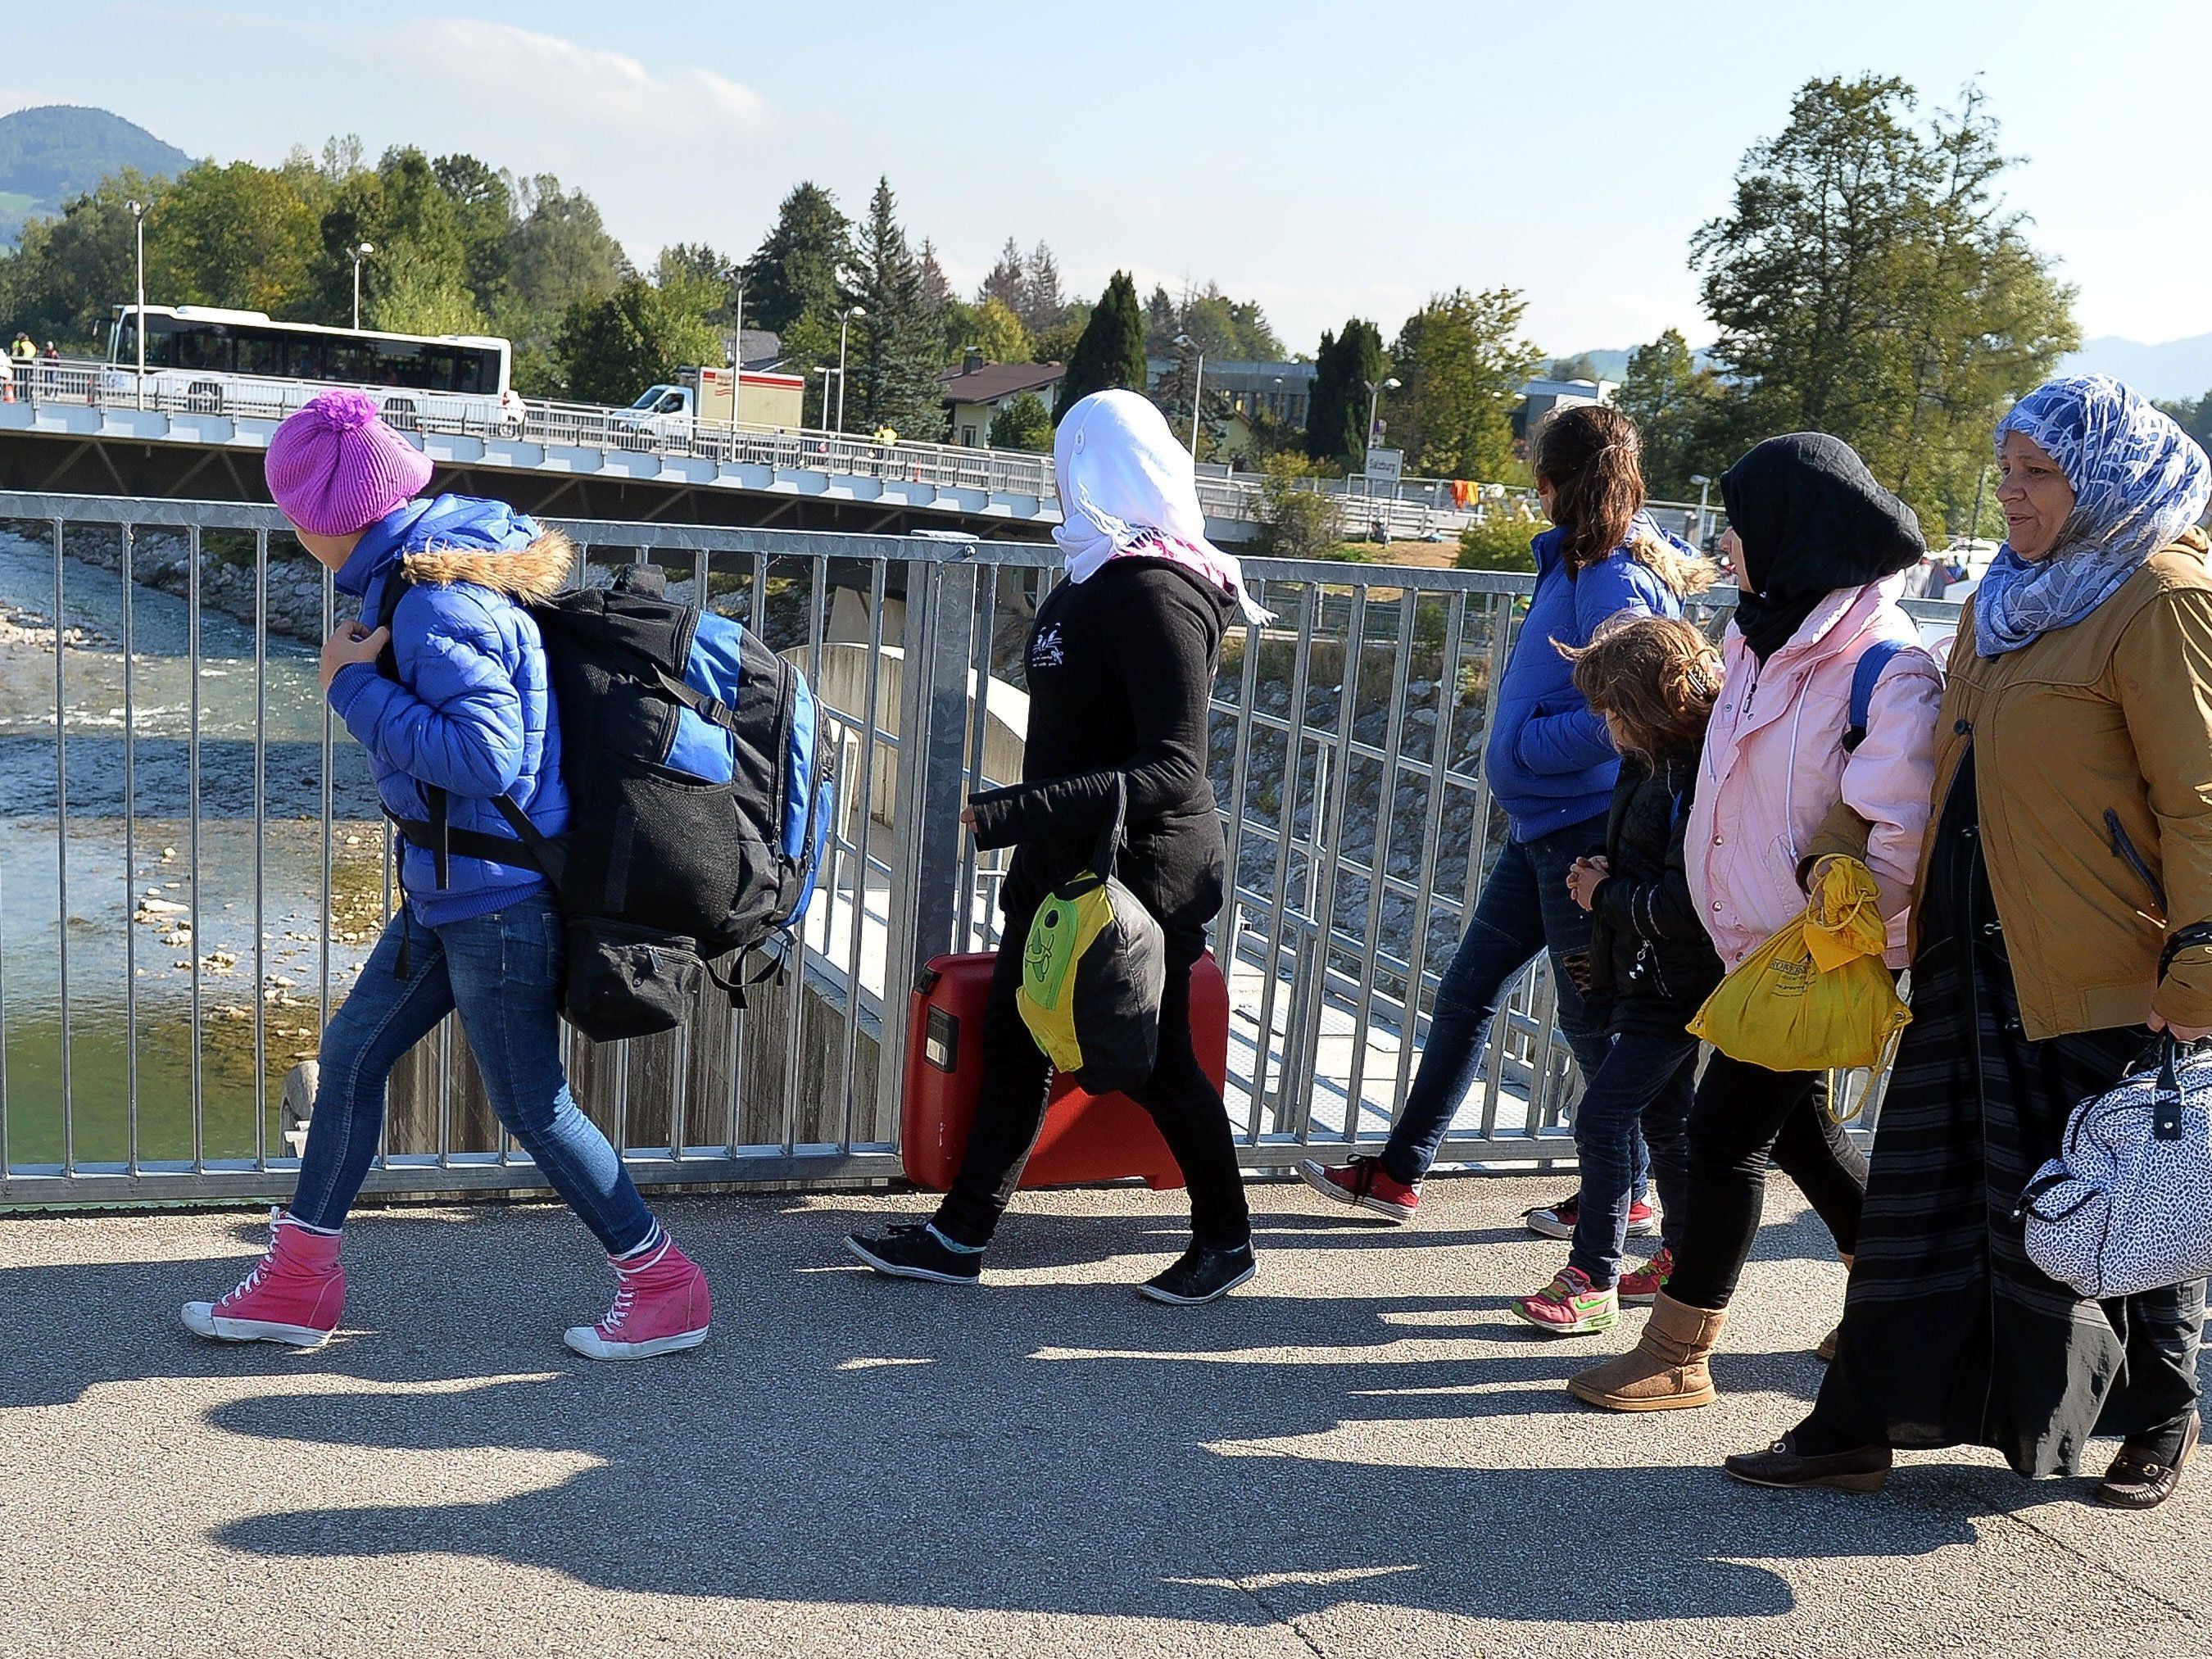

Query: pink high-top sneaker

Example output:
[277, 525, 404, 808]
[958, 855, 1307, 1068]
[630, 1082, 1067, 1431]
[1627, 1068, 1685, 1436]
[180, 1209, 345, 1348]
[563, 1232, 711, 1360]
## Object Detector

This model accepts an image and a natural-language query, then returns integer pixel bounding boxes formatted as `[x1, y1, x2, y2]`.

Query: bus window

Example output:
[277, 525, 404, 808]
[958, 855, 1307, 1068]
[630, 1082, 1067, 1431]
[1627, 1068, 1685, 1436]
[233, 333, 281, 378]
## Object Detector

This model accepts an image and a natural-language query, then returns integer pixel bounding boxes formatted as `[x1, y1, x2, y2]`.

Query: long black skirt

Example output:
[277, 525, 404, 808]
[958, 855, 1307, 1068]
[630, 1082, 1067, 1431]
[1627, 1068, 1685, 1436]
[1810, 755, 2205, 1477]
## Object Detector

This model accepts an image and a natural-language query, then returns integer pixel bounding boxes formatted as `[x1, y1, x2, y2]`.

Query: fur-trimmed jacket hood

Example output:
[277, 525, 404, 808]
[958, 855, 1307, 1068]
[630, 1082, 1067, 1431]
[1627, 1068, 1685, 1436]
[327, 493, 573, 924]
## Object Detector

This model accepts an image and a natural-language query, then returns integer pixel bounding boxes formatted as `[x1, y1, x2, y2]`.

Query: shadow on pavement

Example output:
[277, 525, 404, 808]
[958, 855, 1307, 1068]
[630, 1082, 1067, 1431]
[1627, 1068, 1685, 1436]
[0, 1191, 2063, 1629]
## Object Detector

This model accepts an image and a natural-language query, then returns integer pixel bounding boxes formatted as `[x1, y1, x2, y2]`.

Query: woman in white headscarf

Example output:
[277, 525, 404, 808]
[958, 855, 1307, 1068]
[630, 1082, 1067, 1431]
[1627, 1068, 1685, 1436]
[848, 391, 1259, 1303]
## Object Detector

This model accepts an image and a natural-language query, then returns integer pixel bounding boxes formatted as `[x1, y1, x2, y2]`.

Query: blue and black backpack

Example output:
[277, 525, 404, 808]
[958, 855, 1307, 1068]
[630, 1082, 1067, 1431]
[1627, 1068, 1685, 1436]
[384, 562, 835, 1042]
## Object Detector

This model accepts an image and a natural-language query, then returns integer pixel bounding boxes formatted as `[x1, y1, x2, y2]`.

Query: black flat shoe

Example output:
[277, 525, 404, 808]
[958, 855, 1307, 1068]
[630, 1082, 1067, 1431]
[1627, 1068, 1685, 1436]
[1139, 1240, 1256, 1305]
[2098, 1413, 2199, 1510]
[845, 1222, 982, 1285]
[1725, 1432, 1891, 1493]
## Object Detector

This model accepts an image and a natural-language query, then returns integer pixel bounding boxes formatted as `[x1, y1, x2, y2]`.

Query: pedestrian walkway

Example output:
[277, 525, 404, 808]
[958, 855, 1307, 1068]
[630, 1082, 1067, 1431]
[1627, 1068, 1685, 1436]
[2, 1176, 2204, 1657]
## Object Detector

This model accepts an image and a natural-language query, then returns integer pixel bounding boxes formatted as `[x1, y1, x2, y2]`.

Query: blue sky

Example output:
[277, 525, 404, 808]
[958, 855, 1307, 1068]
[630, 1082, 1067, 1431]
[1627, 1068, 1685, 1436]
[13, 1, 2209, 356]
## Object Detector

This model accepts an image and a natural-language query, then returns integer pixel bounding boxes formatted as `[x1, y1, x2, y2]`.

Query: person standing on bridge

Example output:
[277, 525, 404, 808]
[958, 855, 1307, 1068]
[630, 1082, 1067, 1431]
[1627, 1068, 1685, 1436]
[1567, 433, 1941, 1414]
[179, 389, 713, 1361]
[846, 388, 1267, 1304]
[1728, 378, 2212, 1503]
[1298, 406, 1711, 1235]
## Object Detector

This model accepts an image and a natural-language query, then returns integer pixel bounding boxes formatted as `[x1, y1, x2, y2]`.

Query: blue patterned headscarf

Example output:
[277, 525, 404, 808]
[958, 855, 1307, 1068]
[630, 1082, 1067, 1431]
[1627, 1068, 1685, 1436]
[1974, 374, 2212, 657]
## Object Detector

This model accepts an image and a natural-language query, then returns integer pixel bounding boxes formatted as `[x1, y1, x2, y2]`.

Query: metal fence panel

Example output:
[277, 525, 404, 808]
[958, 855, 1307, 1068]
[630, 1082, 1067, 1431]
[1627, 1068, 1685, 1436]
[0, 488, 1963, 1205]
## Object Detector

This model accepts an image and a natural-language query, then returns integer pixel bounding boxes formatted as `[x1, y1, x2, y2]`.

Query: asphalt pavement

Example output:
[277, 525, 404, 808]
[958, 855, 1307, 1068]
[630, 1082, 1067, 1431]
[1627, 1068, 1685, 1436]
[2, 1173, 2206, 1657]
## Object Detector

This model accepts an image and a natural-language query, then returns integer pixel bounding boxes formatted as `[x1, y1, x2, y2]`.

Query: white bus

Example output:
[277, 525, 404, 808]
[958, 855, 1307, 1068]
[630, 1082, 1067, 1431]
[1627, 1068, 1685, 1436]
[107, 306, 524, 432]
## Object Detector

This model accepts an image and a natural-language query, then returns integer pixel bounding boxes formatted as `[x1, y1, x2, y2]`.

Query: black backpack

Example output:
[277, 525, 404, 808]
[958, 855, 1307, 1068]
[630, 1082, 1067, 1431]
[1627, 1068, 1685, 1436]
[383, 564, 836, 1041]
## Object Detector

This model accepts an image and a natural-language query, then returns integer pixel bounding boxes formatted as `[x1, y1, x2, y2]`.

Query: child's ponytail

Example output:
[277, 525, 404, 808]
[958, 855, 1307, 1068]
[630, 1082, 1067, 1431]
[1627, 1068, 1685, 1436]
[1533, 404, 1718, 596]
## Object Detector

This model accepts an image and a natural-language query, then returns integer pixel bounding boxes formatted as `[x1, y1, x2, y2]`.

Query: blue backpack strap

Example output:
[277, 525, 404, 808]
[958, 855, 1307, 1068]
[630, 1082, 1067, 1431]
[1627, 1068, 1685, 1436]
[1844, 639, 1907, 753]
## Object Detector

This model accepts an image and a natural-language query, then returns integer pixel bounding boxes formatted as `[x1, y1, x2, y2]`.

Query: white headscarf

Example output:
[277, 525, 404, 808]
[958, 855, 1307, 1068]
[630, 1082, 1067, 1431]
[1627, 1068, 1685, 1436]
[1051, 388, 1269, 623]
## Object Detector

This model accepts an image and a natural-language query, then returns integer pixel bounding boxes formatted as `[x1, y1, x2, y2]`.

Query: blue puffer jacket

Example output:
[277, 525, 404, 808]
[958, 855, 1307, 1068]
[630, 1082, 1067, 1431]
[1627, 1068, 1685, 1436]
[1484, 518, 1696, 841]
[326, 494, 573, 925]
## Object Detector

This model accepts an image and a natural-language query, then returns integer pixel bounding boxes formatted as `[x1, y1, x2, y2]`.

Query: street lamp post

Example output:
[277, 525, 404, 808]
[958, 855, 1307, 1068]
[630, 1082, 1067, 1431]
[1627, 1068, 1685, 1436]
[1174, 333, 1206, 454]
[1689, 473, 1713, 547]
[350, 242, 374, 331]
[729, 279, 746, 433]
[836, 306, 865, 434]
[814, 366, 836, 432]
[127, 198, 147, 410]
[1363, 376, 1401, 493]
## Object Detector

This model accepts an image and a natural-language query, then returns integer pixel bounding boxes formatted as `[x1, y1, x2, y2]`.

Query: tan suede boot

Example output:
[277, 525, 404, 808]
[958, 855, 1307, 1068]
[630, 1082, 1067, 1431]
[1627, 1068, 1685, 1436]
[1566, 1290, 1725, 1411]
[1815, 1252, 1854, 1363]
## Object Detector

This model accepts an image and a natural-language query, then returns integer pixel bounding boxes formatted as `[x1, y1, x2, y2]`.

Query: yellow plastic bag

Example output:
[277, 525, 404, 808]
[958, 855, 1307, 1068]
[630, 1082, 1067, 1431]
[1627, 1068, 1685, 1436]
[1687, 856, 1911, 1071]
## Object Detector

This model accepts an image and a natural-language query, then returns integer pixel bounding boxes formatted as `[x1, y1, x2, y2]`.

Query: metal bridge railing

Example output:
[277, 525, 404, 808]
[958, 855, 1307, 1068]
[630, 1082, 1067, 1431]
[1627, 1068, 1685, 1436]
[16, 360, 1503, 537]
[0, 487, 1961, 1205]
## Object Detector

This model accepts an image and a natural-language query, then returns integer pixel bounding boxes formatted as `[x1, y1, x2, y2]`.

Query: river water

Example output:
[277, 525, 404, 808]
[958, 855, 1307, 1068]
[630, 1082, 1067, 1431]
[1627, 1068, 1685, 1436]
[0, 530, 383, 1170]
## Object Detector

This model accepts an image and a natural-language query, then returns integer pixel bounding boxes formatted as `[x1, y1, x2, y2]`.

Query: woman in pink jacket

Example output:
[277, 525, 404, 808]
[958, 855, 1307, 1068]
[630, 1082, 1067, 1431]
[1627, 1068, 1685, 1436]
[1570, 433, 1944, 1412]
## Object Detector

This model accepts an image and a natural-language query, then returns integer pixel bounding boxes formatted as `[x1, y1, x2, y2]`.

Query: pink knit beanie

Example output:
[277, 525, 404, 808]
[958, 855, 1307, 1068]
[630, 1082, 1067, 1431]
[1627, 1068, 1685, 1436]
[264, 389, 433, 537]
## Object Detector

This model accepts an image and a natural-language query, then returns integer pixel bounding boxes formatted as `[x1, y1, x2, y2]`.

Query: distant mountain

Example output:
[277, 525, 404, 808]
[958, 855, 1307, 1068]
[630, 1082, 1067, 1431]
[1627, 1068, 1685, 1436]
[2061, 334, 2212, 402]
[0, 105, 192, 243]
[1552, 345, 1723, 383]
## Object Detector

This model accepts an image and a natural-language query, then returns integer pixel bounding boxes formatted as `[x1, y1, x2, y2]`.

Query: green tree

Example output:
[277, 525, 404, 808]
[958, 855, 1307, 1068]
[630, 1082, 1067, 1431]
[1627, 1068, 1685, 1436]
[1306, 316, 1385, 467]
[657, 243, 744, 327]
[1031, 301, 1090, 365]
[1142, 280, 1282, 360]
[1056, 270, 1147, 424]
[316, 147, 469, 327]
[1614, 328, 1725, 498]
[987, 392, 1054, 452]
[1545, 352, 1603, 383]
[2158, 391, 2212, 455]
[1455, 505, 1545, 573]
[369, 242, 486, 336]
[501, 175, 628, 326]
[978, 237, 1026, 315]
[432, 152, 514, 310]
[0, 171, 163, 346]
[554, 274, 721, 406]
[1693, 75, 2077, 530]
[1254, 452, 1341, 560]
[941, 296, 1031, 365]
[147, 157, 329, 318]
[744, 181, 851, 334]
[841, 177, 944, 436]
[1388, 288, 1540, 481]
[1018, 242, 1065, 335]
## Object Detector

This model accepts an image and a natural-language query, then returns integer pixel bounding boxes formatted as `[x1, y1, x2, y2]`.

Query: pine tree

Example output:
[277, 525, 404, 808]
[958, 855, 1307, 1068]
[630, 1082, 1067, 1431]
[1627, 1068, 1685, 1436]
[1019, 241, 1064, 334]
[1306, 317, 1385, 467]
[979, 237, 1026, 313]
[917, 238, 952, 310]
[1057, 270, 1148, 425]
[743, 181, 852, 333]
[843, 177, 945, 437]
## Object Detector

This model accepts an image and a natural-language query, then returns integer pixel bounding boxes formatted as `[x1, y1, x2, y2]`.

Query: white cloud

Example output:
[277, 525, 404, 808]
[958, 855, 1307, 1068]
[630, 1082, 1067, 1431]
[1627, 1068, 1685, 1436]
[386, 19, 768, 143]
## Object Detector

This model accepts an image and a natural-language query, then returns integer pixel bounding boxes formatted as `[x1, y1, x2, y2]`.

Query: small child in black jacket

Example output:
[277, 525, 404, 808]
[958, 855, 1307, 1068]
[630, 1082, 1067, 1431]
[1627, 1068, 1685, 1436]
[1513, 616, 1725, 1335]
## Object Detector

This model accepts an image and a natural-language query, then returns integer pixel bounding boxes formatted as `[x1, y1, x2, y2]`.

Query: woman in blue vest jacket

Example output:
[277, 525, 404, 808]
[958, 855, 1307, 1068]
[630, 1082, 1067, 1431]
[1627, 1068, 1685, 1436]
[1301, 405, 1714, 1225]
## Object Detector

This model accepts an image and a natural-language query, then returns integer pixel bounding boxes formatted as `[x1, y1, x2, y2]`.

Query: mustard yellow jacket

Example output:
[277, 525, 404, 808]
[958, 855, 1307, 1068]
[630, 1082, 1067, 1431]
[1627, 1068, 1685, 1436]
[1923, 528, 2212, 1038]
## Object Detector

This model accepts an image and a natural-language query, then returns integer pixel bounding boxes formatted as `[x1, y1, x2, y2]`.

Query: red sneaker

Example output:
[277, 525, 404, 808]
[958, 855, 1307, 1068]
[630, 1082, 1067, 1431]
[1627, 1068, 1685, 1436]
[1619, 1246, 1674, 1306]
[1295, 1155, 1420, 1222]
[180, 1208, 345, 1348]
[564, 1232, 712, 1360]
[1512, 1264, 1618, 1336]
[1524, 1193, 1657, 1241]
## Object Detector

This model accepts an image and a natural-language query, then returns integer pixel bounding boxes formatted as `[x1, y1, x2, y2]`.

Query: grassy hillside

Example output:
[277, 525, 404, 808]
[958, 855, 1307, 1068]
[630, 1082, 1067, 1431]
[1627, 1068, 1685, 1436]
[0, 105, 191, 243]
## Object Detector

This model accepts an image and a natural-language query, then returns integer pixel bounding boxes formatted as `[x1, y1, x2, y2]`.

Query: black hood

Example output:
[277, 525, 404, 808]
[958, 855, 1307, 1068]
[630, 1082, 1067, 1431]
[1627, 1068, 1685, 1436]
[1722, 433, 1925, 660]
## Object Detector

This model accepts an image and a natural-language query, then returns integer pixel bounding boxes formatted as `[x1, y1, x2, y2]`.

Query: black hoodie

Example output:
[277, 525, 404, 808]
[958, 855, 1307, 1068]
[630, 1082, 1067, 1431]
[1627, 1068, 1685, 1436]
[1722, 433, 1925, 662]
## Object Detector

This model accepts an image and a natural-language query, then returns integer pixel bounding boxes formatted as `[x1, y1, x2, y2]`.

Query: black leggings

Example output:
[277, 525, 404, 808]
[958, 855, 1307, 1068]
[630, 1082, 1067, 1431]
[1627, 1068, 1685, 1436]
[1662, 1053, 1870, 1311]
[933, 919, 1251, 1251]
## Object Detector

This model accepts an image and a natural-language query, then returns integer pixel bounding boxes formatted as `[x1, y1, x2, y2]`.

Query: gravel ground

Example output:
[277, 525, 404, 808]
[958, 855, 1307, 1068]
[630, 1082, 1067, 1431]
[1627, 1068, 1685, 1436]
[2, 1174, 2206, 1658]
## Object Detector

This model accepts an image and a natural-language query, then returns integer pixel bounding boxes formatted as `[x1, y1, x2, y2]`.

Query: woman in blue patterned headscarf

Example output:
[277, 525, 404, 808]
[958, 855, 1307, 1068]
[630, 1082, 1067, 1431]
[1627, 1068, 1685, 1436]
[1726, 375, 2212, 1508]
[1975, 374, 2212, 655]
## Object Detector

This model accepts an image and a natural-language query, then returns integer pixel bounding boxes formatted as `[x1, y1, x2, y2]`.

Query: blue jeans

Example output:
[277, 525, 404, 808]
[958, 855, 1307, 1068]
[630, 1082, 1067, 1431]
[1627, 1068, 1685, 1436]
[1381, 814, 1619, 1186]
[290, 894, 656, 1257]
[1566, 1031, 1697, 1288]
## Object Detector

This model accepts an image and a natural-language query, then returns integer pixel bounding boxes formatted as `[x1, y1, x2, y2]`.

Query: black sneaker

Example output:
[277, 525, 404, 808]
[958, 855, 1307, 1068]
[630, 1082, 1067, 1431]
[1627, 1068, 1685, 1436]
[845, 1222, 982, 1285]
[1138, 1240, 1257, 1305]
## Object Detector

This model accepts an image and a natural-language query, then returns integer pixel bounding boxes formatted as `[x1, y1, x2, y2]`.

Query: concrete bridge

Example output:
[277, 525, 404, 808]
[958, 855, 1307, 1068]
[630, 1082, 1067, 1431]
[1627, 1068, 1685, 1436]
[0, 362, 1493, 542]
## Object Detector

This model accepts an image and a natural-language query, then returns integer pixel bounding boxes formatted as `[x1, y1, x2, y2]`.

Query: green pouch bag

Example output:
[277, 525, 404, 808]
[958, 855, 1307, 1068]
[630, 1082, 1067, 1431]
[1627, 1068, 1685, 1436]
[1015, 778, 1166, 1095]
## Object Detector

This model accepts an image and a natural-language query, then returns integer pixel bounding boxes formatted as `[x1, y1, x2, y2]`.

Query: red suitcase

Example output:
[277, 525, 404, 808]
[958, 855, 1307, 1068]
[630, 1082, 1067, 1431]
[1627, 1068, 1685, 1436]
[900, 950, 1231, 1192]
